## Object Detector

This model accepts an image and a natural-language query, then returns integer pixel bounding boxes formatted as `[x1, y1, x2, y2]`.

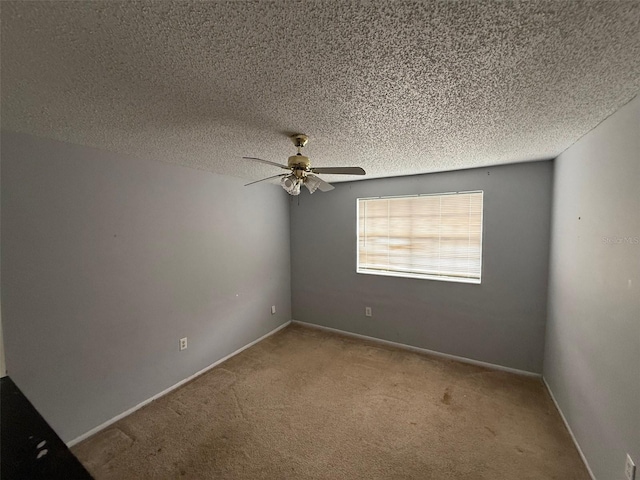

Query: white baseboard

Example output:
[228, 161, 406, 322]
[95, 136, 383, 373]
[67, 321, 291, 447]
[543, 377, 597, 480]
[292, 320, 541, 377]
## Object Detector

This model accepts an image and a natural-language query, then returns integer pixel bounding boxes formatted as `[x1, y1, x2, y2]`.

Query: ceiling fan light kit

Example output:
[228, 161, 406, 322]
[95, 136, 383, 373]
[303, 174, 322, 194]
[281, 174, 302, 195]
[243, 134, 366, 195]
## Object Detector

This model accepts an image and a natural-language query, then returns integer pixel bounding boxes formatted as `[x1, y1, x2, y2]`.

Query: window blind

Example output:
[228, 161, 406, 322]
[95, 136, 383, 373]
[357, 191, 483, 283]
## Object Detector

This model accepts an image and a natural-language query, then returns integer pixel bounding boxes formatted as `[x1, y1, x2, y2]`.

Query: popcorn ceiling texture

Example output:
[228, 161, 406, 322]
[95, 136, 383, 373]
[2, 1, 640, 182]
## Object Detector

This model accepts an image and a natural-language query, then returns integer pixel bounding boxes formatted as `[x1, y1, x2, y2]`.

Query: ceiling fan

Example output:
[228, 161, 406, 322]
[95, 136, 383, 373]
[243, 134, 366, 195]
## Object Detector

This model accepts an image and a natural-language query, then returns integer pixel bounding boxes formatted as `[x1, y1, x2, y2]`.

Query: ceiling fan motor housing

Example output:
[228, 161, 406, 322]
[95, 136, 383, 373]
[288, 154, 311, 177]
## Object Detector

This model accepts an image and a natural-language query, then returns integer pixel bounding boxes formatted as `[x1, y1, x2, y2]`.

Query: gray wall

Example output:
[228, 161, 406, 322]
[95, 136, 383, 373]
[290, 161, 553, 373]
[1, 131, 291, 443]
[544, 95, 640, 479]
[0, 151, 4, 377]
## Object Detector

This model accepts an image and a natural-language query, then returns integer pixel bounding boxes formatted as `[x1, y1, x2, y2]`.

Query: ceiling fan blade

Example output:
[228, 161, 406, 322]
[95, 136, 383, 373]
[242, 156, 290, 170]
[310, 167, 366, 175]
[244, 173, 288, 186]
[314, 176, 335, 192]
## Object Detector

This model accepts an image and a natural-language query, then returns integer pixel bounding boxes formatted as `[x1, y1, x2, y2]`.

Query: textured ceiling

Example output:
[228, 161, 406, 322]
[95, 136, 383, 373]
[2, 1, 640, 183]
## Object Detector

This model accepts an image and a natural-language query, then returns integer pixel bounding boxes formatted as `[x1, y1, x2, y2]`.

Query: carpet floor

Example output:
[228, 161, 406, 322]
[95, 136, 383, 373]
[73, 323, 590, 479]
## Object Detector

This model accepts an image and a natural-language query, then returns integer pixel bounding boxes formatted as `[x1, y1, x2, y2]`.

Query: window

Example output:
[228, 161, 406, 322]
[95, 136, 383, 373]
[357, 191, 483, 283]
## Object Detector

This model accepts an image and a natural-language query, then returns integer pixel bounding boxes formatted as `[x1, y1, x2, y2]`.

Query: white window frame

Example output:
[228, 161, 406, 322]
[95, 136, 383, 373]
[356, 191, 484, 284]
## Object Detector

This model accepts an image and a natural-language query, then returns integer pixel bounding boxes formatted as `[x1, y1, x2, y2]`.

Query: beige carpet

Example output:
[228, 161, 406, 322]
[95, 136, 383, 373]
[73, 323, 590, 479]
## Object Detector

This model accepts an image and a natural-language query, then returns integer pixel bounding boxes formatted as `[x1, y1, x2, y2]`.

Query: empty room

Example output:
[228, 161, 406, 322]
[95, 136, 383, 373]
[1, 1, 638, 479]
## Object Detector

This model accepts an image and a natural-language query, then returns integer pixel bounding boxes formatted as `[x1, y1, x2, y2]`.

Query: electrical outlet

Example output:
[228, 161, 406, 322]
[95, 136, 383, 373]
[271, 305, 276, 314]
[626, 454, 636, 480]
[179, 337, 188, 351]
[365, 307, 372, 317]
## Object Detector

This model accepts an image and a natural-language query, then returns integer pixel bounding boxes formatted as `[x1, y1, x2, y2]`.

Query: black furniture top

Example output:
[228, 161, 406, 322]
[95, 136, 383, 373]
[1, 376, 93, 480]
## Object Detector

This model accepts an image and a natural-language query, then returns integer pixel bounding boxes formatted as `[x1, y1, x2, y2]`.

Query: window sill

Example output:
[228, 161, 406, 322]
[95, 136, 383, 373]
[356, 269, 481, 284]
